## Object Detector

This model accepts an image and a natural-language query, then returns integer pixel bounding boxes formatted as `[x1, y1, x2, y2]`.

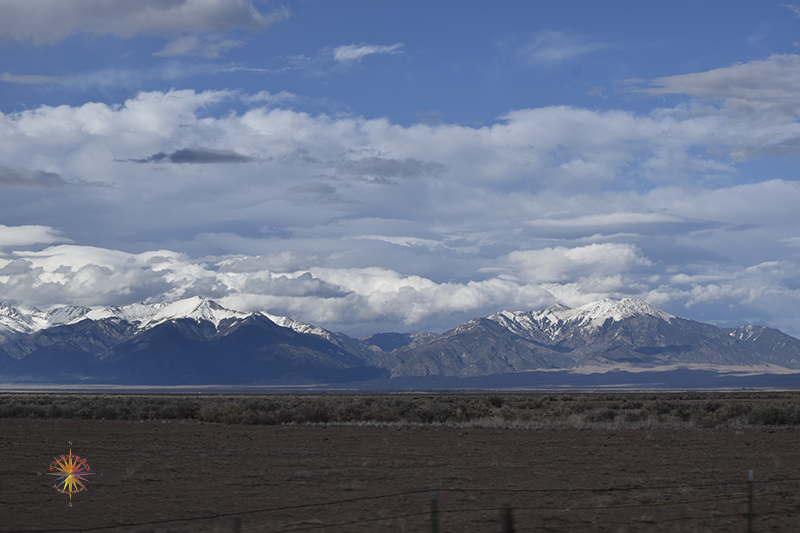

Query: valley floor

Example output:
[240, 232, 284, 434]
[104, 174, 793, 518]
[4, 418, 800, 532]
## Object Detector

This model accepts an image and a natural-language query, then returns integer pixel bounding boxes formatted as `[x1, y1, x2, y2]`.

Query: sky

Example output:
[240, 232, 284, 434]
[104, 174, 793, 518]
[2, 1, 800, 337]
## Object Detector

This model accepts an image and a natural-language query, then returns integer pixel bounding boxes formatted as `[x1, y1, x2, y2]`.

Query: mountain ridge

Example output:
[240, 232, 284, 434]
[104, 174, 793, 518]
[1, 296, 799, 386]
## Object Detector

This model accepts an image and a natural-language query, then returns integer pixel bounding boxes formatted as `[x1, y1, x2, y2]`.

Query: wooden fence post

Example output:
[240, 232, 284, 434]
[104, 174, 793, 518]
[500, 504, 514, 533]
[747, 470, 754, 533]
[430, 484, 439, 533]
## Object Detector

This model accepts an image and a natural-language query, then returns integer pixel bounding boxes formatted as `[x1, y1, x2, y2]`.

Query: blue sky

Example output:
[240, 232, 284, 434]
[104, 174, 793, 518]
[2, 1, 800, 338]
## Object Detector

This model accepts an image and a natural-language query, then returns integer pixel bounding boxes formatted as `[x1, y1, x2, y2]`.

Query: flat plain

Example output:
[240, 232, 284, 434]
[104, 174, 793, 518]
[3, 394, 800, 532]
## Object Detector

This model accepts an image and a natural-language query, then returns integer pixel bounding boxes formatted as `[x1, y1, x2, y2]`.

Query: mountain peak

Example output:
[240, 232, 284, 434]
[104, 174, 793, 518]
[489, 298, 674, 342]
[0, 301, 91, 334]
[83, 296, 253, 330]
[566, 298, 674, 327]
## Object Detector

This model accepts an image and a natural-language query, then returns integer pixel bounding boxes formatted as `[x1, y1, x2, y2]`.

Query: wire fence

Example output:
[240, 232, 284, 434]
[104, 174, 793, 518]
[14, 473, 800, 532]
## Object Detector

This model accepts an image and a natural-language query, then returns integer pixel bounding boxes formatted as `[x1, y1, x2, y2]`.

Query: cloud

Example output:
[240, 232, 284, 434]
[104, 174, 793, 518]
[0, 0, 289, 45]
[485, 243, 651, 284]
[349, 235, 445, 250]
[286, 183, 360, 204]
[0, 167, 70, 188]
[1, 230, 800, 337]
[2, 79, 800, 334]
[338, 157, 447, 180]
[632, 54, 800, 108]
[153, 35, 243, 58]
[1, 72, 67, 84]
[519, 30, 604, 65]
[782, 3, 800, 17]
[128, 147, 254, 164]
[333, 43, 403, 62]
[0, 226, 68, 247]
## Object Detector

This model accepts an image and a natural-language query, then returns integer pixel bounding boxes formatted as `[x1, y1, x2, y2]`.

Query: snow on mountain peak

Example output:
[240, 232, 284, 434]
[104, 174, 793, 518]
[82, 296, 253, 330]
[490, 298, 674, 341]
[0, 302, 91, 334]
[0, 296, 341, 340]
[565, 298, 674, 328]
[265, 313, 334, 340]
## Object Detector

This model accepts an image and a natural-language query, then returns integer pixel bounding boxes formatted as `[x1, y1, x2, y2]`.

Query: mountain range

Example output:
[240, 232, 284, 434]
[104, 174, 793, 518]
[1, 296, 799, 387]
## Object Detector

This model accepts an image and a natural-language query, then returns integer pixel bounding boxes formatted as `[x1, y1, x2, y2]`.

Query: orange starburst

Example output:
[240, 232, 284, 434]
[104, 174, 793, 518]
[47, 442, 96, 504]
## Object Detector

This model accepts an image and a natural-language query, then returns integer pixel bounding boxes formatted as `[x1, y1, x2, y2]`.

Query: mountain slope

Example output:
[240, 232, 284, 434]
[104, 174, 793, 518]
[372, 298, 800, 377]
[2, 296, 800, 386]
[96, 314, 378, 385]
[372, 317, 574, 377]
[0, 297, 378, 385]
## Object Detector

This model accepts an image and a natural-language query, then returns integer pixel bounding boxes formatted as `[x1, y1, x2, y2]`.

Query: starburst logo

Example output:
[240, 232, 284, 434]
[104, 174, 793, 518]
[46, 442, 97, 506]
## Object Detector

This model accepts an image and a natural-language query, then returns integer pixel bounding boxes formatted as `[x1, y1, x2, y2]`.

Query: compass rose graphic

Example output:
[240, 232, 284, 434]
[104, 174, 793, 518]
[45, 442, 98, 506]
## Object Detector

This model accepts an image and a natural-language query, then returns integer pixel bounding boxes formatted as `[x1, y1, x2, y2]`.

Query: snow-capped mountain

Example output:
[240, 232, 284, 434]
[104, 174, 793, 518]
[81, 297, 254, 330]
[489, 298, 674, 340]
[2, 296, 800, 385]
[371, 298, 800, 377]
[0, 302, 91, 335]
[0, 296, 353, 343]
[0, 296, 393, 384]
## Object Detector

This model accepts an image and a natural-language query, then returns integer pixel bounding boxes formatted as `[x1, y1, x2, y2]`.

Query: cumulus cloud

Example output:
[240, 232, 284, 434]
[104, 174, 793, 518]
[0, 226, 68, 247]
[0, 0, 289, 45]
[0, 233, 799, 337]
[493, 243, 651, 284]
[1, 59, 800, 334]
[333, 43, 403, 62]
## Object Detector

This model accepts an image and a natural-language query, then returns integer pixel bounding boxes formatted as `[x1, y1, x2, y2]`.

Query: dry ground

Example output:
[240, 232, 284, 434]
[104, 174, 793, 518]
[3, 419, 800, 532]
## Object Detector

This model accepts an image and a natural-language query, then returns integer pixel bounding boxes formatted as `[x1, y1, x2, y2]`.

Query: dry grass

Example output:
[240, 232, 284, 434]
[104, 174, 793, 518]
[4, 391, 800, 429]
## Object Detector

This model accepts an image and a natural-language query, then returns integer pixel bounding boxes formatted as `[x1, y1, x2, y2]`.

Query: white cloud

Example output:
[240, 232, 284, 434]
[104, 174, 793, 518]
[519, 30, 604, 65]
[0, 226, 69, 247]
[153, 35, 243, 58]
[1, 50, 800, 334]
[333, 43, 403, 62]
[1, 72, 67, 84]
[488, 243, 650, 284]
[634, 54, 800, 110]
[0, 0, 289, 45]
[782, 3, 800, 17]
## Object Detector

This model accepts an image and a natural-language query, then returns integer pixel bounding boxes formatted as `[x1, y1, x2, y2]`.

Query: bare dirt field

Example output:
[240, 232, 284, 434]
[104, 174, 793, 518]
[4, 418, 800, 532]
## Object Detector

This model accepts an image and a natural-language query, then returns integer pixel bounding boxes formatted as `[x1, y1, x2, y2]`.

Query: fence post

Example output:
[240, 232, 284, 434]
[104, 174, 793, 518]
[747, 470, 754, 533]
[500, 504, 514, 533]
[232, 515, 241, 533]
[430, 484, 439, 533]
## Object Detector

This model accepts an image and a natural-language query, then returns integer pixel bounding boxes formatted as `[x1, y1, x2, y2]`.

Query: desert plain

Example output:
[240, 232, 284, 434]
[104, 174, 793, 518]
[3, 393, 800, 532]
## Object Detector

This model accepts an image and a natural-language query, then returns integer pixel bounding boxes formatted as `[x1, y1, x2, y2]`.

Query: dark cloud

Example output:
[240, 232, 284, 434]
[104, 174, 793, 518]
[0, 259, 34, 275]
[0, 167, 69, 188]
[338, 157, 446, 179]
[243, 272, 349, 298]
[180, 276, 232, 299]
[128, 147, 253, 164]
[352, 175, 399, 185]
[278, 148, 323, 165]
[286, 183, 361, 204]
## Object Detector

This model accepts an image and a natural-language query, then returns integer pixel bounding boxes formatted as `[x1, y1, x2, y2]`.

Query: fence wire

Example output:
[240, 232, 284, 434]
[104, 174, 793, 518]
[12, 475, 800, 532]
